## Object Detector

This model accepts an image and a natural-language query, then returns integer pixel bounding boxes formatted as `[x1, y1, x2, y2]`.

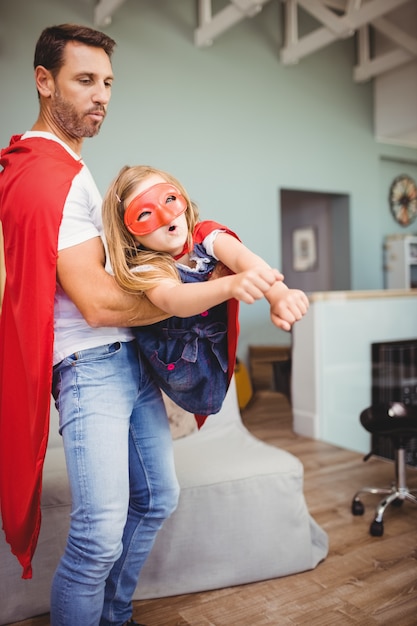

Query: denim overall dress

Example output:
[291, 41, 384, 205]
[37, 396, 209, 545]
[134, 242, 229, 416]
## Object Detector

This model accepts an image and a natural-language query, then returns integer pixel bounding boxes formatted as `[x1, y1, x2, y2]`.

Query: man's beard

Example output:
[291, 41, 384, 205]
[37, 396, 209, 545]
[52, 90, 105, 138]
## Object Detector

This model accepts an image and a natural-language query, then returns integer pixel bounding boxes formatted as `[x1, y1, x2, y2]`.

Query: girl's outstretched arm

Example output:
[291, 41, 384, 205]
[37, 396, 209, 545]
[212, 232, 282, 277]
[143, 264, 279, 317]
[213, 232, 309, 331]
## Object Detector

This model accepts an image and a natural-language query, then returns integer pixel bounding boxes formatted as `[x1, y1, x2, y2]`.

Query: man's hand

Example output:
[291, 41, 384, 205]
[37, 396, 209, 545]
[209, 261, 233, 280]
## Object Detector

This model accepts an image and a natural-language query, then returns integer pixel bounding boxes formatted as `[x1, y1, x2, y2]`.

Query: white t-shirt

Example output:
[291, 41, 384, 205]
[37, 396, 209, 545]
[23, 132, 133, 364]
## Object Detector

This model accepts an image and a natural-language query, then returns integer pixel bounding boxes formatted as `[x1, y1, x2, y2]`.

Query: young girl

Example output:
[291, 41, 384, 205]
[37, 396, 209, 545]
[102, 165, 309, 426]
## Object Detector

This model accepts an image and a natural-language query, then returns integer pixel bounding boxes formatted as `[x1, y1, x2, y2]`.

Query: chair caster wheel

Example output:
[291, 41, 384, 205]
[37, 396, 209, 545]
[370, 520, 384, 537]
[391, 498, 404, 507]
[351, 499, 364, 516]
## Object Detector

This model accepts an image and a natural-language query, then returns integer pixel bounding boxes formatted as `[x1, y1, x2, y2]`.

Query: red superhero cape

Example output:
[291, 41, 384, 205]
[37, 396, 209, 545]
[0, 135, 82, 578]
[189, 220, 240, 429]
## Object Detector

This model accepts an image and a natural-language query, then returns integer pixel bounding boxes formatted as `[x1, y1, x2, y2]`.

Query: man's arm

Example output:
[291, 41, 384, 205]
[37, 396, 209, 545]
[57, 236, 168, 327]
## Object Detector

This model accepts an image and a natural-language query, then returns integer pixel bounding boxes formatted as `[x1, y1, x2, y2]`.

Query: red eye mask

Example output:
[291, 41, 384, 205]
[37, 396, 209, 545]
[124, 183, 187, 236]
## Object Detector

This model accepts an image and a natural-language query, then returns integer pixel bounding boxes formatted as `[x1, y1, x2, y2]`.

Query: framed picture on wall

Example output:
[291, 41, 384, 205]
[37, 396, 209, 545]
[292, 227, 317, 272]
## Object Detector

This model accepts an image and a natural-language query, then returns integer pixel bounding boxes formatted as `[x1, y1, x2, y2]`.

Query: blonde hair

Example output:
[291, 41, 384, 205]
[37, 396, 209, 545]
[102, 165, 199, 294]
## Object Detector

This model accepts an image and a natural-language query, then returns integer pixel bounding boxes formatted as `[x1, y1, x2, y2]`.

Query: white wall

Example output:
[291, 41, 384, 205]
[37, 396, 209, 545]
[1, 0, 417, 361]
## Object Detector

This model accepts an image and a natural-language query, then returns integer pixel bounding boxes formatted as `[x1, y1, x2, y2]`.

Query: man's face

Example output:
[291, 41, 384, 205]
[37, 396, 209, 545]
[50, 41, 114, 139]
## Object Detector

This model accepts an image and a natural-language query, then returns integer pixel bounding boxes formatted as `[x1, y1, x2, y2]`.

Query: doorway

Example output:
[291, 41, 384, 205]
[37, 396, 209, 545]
[280, 189, 351, 293]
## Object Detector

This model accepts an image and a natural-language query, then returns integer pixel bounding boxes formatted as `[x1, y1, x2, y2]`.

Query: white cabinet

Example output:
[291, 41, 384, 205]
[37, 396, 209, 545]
[384, 234, 417, 289]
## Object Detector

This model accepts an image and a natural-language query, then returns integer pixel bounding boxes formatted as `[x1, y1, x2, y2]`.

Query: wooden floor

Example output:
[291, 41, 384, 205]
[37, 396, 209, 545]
[10, 392, 417, 626]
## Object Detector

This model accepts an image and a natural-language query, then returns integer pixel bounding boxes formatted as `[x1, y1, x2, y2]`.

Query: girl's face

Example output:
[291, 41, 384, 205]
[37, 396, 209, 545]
[124, 173, 189, 257]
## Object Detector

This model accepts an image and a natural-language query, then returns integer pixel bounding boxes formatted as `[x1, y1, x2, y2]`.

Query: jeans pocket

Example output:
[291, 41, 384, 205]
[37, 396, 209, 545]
[69, 341, 122, 364]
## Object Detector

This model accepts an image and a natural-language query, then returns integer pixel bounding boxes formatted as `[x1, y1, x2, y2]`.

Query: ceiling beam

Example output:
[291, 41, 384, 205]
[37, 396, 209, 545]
[297, 0, 354, 37]
[354, 2, 417, 82]
[92, 0, 416, 84]
[281, 0, 411, 62]
[372, 16, 417, 57]
[194, 0, 272, 48]
[94, 0, 128, 27]
[354, 46, 415, 81]
[354, 14, 417, 82]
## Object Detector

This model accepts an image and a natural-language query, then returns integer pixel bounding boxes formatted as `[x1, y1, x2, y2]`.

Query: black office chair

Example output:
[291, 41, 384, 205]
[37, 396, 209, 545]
[351, 403, 417, 537]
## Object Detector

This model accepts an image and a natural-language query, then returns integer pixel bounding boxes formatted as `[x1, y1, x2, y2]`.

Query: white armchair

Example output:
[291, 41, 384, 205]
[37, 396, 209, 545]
[0, 378, 328, 624]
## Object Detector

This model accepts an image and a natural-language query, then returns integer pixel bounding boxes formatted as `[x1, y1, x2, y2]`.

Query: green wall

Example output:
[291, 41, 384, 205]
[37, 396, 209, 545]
[1, 0, 416, 358]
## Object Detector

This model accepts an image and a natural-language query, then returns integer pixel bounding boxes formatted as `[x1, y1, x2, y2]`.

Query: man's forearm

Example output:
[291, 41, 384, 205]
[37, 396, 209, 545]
[105, 291, 169, 328]
[85, 283, 169, 328]
[57, 238, 170, 328]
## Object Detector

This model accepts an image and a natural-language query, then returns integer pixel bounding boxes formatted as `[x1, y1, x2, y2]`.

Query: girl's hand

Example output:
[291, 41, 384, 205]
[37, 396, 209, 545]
[229, 266, 283, 304]
[268, 285, 309, 331]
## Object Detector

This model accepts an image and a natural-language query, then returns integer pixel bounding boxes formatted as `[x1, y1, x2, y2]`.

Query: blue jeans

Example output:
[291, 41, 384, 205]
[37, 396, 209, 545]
[50, 340, 179, 626]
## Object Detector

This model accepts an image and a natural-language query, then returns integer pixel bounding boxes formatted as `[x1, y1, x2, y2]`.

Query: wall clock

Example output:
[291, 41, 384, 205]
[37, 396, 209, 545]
[389, 174, 417, 227]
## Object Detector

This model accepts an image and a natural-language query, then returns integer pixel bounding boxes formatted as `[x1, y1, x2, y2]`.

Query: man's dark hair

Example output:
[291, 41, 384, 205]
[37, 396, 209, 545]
[34, 24, 116, 76]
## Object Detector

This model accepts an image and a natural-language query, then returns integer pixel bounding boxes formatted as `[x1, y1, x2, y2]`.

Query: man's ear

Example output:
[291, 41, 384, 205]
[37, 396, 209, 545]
[34, 65, 54, 97]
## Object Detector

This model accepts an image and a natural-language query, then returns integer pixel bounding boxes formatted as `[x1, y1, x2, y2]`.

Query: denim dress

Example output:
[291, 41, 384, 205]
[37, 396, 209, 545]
[134, 242, 230, 416]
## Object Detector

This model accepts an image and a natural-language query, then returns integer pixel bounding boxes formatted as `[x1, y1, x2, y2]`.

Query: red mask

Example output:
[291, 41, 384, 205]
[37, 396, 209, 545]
[124, 183, 187, 236]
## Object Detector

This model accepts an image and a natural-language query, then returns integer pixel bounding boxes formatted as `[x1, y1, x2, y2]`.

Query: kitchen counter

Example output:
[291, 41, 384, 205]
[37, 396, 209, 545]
[291, 289, 417, 453]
